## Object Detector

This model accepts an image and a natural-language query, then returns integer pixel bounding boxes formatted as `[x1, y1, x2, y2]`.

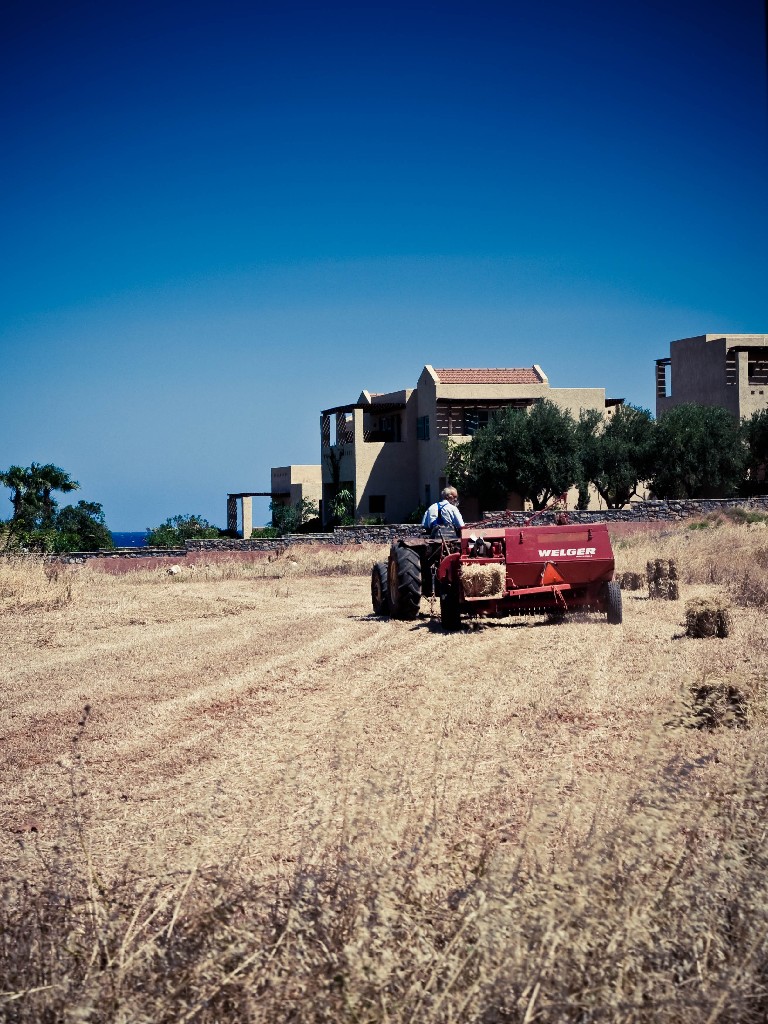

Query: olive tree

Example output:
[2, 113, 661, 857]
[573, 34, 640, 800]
[648, 404, 746, 498]
[462, 400, 581, 512]
[743, 408, 768, 490]
[578, 404, 655, 508]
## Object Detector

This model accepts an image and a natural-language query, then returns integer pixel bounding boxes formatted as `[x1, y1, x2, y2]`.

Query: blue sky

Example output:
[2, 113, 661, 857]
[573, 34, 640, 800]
[2, 0, 766, 529]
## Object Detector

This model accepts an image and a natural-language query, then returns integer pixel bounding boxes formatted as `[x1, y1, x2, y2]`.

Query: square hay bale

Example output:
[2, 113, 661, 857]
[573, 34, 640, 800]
[617, 571, 644, 591]
[647, 558, 679, 600]
[460, 563, 504, 598]
[686, 680, 750, 729]
[685, 596, 732, 638]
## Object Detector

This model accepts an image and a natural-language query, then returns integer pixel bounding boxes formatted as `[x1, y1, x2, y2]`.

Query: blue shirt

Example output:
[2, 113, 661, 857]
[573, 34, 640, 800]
[422, 500, 465, 531]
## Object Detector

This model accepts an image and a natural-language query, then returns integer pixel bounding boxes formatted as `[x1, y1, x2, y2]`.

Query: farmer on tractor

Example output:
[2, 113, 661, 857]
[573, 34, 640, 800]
[422, 487, 465, 537]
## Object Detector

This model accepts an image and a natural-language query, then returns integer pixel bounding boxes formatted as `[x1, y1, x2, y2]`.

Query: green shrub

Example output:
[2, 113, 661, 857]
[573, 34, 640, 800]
[146, 515, 222, 547]
[721, 506, 768, 526]
[269, 498, 319, 535]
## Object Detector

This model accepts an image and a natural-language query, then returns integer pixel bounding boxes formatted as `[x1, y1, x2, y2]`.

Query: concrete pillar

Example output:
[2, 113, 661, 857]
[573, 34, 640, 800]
[242, 496, 253, 539]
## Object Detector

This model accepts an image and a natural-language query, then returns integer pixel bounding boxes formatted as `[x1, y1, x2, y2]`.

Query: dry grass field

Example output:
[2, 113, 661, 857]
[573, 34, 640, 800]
[2, 518, 768, 1022]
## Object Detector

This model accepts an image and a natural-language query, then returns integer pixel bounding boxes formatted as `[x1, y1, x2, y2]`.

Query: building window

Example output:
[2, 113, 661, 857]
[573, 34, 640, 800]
[464, 407, 490, 436]
[425, 484, 431, 506]
[748, 355, 768, 386]
[369, 495, 386, 514]
[725, 351, 737, 387]
[417, 415, 430, 440]
[363, 413, 402, 443]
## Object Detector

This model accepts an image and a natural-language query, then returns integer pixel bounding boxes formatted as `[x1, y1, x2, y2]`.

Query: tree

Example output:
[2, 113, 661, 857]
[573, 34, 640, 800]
[466, 400, 581, 511]
[322, 446, 354, 526]
[743, 409, 768, 489]
[328, 488, 354, 526]
[269, 498, 320, 535]
[578, 404, 655, 508]
[0, 465, 40, 543]
[1, 462, 85, 550]
[53, 501, 114, 552]
[442, 438, 474, 495]
[30, 463, 79, 526]
[648, 404, 747, 499]
[0, 465, 34, 522]
[146, 514, 222, 547]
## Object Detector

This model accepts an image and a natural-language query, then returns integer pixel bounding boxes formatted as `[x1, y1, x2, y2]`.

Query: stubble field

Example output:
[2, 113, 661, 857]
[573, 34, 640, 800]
[2, 520, 768, 1022]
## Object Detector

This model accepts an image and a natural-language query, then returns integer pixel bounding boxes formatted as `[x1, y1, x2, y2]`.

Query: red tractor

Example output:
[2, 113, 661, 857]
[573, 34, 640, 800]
[371, 522, 622, 630]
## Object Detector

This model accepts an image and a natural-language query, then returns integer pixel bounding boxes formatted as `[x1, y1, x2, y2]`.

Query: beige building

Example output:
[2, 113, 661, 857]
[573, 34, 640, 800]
[320, 365, 621, 524]
[656, 334, 768, 420]
[227, 466, 322, 538]
[270, 465, 322, 513]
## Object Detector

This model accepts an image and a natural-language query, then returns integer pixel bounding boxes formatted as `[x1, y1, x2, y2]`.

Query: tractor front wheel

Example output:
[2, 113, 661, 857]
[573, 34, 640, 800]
[388, 546, 422, 620]
[371, 562, 390, 615]
[605, 581, 623, 624]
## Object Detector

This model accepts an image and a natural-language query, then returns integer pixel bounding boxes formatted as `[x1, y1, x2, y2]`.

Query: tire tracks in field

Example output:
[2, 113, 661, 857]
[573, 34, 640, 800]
[5, 572, 763, 872]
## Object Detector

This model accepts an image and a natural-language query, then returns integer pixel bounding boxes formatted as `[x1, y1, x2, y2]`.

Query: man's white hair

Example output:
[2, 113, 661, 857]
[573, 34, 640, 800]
[441, 486, 458, 501]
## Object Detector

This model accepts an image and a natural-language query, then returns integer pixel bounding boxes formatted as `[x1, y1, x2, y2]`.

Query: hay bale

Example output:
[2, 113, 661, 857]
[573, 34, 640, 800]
[617, 571, 644, 591]
[686, 680, 750, 729]
[647, 558, 679, 600]
[460, 563, 504, 598]
[667, 675, 758, 730]
[685, 596, 732, 638]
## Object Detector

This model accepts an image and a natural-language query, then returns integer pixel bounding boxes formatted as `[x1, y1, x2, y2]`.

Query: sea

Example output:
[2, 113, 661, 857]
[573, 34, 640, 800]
[110, 532, 148, 548]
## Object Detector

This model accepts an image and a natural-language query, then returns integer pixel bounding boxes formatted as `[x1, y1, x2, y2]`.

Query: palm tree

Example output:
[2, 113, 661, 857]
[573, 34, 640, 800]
[0, 465, 32, 521]
[0, 465, 44, 548]
[29, 463, 80, 525]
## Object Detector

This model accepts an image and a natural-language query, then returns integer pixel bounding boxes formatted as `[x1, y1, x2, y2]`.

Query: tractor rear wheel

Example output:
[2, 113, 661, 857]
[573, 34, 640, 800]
[388, 545, 422, 620]
[440, 587, 462, 632]
[606, 581, 623, 624]
[371, 562, 390, 615]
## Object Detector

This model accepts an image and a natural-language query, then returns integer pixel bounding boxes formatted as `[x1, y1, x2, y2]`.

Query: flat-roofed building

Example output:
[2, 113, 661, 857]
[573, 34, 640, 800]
[270, 465, 322, 513]
[320, 364, 621, 524]
[227, 466, 322, 538]
[656, 334, 768, 420]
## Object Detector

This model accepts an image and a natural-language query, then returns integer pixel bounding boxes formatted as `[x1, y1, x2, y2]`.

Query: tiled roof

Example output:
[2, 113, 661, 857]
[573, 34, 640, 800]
[434, 367, 544, 385]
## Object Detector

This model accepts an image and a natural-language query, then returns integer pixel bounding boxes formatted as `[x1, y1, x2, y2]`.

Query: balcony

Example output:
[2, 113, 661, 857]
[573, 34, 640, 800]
[321, 405, 404, 447]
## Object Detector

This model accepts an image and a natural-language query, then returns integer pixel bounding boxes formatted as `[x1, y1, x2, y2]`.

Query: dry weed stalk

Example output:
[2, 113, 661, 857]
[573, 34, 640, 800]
[2, 523, 768, 1021]
[614, 520, 768, 610]
[0, 554, 77, 611]
[3, 735, 768, 1023]
[103, 544, 390, 585]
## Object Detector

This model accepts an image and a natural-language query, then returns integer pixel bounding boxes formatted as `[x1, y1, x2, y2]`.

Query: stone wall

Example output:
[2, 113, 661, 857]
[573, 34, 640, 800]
[186, 525, 425, 551]
[474, 495, 768, 528]
[53, 496, 768, 562]
[59, 547, 188, 563]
